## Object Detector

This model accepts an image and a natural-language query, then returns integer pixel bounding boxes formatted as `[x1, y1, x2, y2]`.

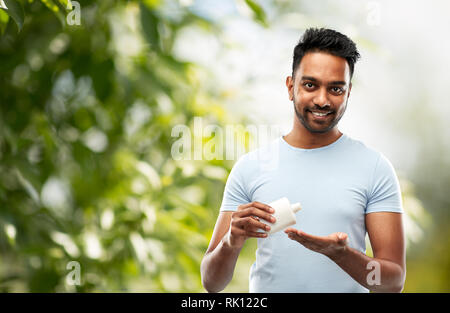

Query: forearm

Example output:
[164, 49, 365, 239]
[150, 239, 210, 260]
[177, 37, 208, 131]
[328, 247, 405, 292]
[200, 238, 242, 293]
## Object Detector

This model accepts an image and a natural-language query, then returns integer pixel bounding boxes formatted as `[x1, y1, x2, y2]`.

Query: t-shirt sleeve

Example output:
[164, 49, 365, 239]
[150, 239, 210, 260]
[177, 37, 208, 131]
[366, 153, 403, 214]
[219, 155, 252, 212]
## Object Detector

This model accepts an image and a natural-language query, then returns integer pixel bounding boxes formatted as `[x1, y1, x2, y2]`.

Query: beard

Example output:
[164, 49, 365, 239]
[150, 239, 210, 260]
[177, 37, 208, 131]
[292, 96, 347, 134]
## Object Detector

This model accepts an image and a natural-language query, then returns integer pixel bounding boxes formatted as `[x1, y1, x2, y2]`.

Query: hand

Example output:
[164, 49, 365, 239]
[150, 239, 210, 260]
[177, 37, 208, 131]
[284, 228, 349, 259]
[224, 201, 276, 249]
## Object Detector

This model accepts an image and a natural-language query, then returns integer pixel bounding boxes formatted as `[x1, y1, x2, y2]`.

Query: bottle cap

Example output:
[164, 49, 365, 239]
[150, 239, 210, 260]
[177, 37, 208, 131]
[291, 202, 302, 213]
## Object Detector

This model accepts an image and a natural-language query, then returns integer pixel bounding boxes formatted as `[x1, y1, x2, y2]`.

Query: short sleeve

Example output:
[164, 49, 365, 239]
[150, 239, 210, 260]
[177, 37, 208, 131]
[219, 156, 252, 212]
[366, 153, 403, 214]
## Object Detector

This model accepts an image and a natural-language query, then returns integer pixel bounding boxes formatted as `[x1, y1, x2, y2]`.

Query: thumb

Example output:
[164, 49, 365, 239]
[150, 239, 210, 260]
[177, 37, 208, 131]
[337, 232, 349, 245]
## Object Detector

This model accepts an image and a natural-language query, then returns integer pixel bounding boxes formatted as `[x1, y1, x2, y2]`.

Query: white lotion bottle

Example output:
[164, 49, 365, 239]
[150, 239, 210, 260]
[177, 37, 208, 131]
[263, 197, 302, 235]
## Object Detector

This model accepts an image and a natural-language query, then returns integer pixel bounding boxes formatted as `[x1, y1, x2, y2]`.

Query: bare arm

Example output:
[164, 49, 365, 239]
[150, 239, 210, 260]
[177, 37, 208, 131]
[285, 212, 406, 292]
[200, 202, 275, 293]
[200, 212, 240, 293]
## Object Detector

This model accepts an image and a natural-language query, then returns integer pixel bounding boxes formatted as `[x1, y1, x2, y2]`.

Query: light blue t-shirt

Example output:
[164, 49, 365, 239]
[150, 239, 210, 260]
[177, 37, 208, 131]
[219, 133, 403, 293]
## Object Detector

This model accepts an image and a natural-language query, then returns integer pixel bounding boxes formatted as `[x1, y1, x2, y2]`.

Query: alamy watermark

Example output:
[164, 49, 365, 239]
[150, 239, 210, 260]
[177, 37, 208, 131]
[66, 1, 81, 26]
[0, 1, 80, 25]
[66, 261, 81, 286]
[366, 260, 381, 286]
[171, 117, 283, 163]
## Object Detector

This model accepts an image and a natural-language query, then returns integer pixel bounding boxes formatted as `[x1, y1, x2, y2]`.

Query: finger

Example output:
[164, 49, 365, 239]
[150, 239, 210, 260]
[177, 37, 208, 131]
[232, 224, 268, 239]
[236, 216, 271, 232]
[286, 230, 302, 240]
[295, 230, 324, 242]
[250, 201, 275, 214]
[251, 216, 260, 222]
[237, 202, 255, 211]
[231, 226, 247, 237]
[238, 201, 274, 214]
[246, 207, 276, 224]
[245, 230, 268, 238]
[285, 229, 308, 242]
[284, 228, 300, 235]
[286, 231, 319, 248]
[287, 232, 307, 244]
[287, 233, 321, 251]
[234, 207, 274, 224]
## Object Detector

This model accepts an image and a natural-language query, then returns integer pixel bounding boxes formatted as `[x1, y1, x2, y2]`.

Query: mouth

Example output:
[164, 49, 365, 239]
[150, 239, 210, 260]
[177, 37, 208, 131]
[307, 110, 334, 120]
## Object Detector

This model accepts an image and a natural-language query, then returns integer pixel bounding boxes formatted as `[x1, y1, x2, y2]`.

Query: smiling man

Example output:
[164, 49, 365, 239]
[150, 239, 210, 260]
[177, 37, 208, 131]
[200, 28, 406, 293]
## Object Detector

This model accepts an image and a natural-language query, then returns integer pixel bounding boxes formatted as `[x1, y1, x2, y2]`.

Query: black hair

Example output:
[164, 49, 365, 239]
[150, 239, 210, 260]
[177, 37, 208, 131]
[292, 28, 361, 79]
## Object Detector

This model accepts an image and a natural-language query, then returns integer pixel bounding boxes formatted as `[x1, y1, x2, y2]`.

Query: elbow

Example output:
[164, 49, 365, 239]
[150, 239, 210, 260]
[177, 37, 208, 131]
[389, 282, 404, 293]
[388, 267, 406, 293]
[372, 265, 405, 293]
[200, 258, 222, 293]
[201, 274, 223, 293]
[395, 285, 404, 293]
[372, 281, 404, 293]
[394, 266, 406, 293]
[201, 277, 220, 293]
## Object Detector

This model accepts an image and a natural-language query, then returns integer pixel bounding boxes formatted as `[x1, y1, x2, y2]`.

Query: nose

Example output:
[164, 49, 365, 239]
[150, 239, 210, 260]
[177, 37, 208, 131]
[313, 87, 330, 108]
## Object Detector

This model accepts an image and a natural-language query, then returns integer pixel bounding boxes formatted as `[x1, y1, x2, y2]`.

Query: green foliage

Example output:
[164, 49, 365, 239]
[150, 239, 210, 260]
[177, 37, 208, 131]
[244, 0, 268, 27]
[1, 0, 25, 31]
[0, 0, 264, 292]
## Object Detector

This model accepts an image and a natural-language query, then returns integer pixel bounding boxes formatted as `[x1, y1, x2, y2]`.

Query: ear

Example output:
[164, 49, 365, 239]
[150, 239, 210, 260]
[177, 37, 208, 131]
[286, 76, 294, 101]
[347, 82, 352, 98]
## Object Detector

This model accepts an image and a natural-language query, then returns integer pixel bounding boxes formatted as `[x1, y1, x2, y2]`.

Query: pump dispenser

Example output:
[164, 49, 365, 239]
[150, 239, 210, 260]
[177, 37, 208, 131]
[263, 197, 302, 235]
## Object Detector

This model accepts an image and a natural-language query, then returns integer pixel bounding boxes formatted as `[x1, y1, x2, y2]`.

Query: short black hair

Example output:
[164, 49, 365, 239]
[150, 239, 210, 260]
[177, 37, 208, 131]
[292, 27, 361, 79]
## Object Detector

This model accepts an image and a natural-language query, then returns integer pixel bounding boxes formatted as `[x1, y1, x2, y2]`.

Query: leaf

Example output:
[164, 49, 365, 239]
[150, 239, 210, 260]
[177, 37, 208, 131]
[0, 25, 15, 50]
[50, 0, 66, 13]
[58, 0, 72, 10]
[139, 2, 160, 51]
[0, 7, 9, 35]
[1, 0, 24, 31]
[40, 0, 59, 13]
[41, 0, 66, 26]
[244, 0, 268, 27]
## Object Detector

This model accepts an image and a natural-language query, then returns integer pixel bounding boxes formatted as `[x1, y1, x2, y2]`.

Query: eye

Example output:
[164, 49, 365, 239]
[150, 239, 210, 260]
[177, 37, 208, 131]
[330, 87, 344, 95]
[303, 82, 315, 89]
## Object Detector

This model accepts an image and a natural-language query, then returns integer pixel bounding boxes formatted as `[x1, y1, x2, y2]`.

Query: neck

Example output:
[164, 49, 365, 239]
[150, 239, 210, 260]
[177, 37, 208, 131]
[283, 120, 342, 149]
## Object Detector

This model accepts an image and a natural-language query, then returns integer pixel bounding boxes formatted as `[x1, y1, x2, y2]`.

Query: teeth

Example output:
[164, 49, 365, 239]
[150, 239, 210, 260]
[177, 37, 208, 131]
[311, 111, 330, 116]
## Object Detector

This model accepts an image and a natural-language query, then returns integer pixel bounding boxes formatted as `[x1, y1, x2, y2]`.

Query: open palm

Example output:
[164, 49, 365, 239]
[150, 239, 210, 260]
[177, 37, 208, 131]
[284, 228, 349, 258]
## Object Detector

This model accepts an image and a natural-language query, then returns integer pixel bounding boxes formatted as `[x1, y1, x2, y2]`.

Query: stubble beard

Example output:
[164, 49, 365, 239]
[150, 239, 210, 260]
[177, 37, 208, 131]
[292, 96, 347, 134]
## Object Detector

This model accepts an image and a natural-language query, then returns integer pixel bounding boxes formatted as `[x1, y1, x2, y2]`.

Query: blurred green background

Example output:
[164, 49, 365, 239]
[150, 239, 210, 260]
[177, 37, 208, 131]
[0, 0, 448, 292]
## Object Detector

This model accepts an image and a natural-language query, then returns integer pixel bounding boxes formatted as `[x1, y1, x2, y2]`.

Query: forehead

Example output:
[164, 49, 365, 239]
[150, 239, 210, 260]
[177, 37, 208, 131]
[296, 51, 350, 82]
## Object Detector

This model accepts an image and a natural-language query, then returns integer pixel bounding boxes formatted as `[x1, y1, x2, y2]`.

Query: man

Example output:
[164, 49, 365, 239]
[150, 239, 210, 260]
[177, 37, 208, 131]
[200, 28, 406, 293]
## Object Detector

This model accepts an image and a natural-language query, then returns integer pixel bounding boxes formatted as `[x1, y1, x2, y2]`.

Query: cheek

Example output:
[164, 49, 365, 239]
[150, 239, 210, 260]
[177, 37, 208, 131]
[332, 95, 348, 111]
[295, 90, 313, 105]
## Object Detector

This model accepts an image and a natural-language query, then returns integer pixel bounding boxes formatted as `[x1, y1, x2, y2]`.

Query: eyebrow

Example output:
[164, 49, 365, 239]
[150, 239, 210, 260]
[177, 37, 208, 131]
[300, 76, 347, 86]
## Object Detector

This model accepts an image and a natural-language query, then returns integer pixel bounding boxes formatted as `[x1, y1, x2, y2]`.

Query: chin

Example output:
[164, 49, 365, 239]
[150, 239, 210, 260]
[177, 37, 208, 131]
[303, 120, 335, 134]
[307, 126, 333, 134]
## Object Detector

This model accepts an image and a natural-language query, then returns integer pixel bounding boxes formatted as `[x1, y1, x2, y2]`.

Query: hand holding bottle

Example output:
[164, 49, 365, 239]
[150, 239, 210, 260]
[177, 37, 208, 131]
[224, 201, 276, 249]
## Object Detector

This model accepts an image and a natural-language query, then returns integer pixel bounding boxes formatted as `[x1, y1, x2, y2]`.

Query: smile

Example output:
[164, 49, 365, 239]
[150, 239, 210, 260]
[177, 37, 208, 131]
[309, 110, 333, 118]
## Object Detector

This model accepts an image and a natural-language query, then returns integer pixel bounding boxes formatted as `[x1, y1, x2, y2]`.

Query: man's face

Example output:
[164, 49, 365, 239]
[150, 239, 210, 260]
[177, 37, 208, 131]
[286, 51, 352, 134]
